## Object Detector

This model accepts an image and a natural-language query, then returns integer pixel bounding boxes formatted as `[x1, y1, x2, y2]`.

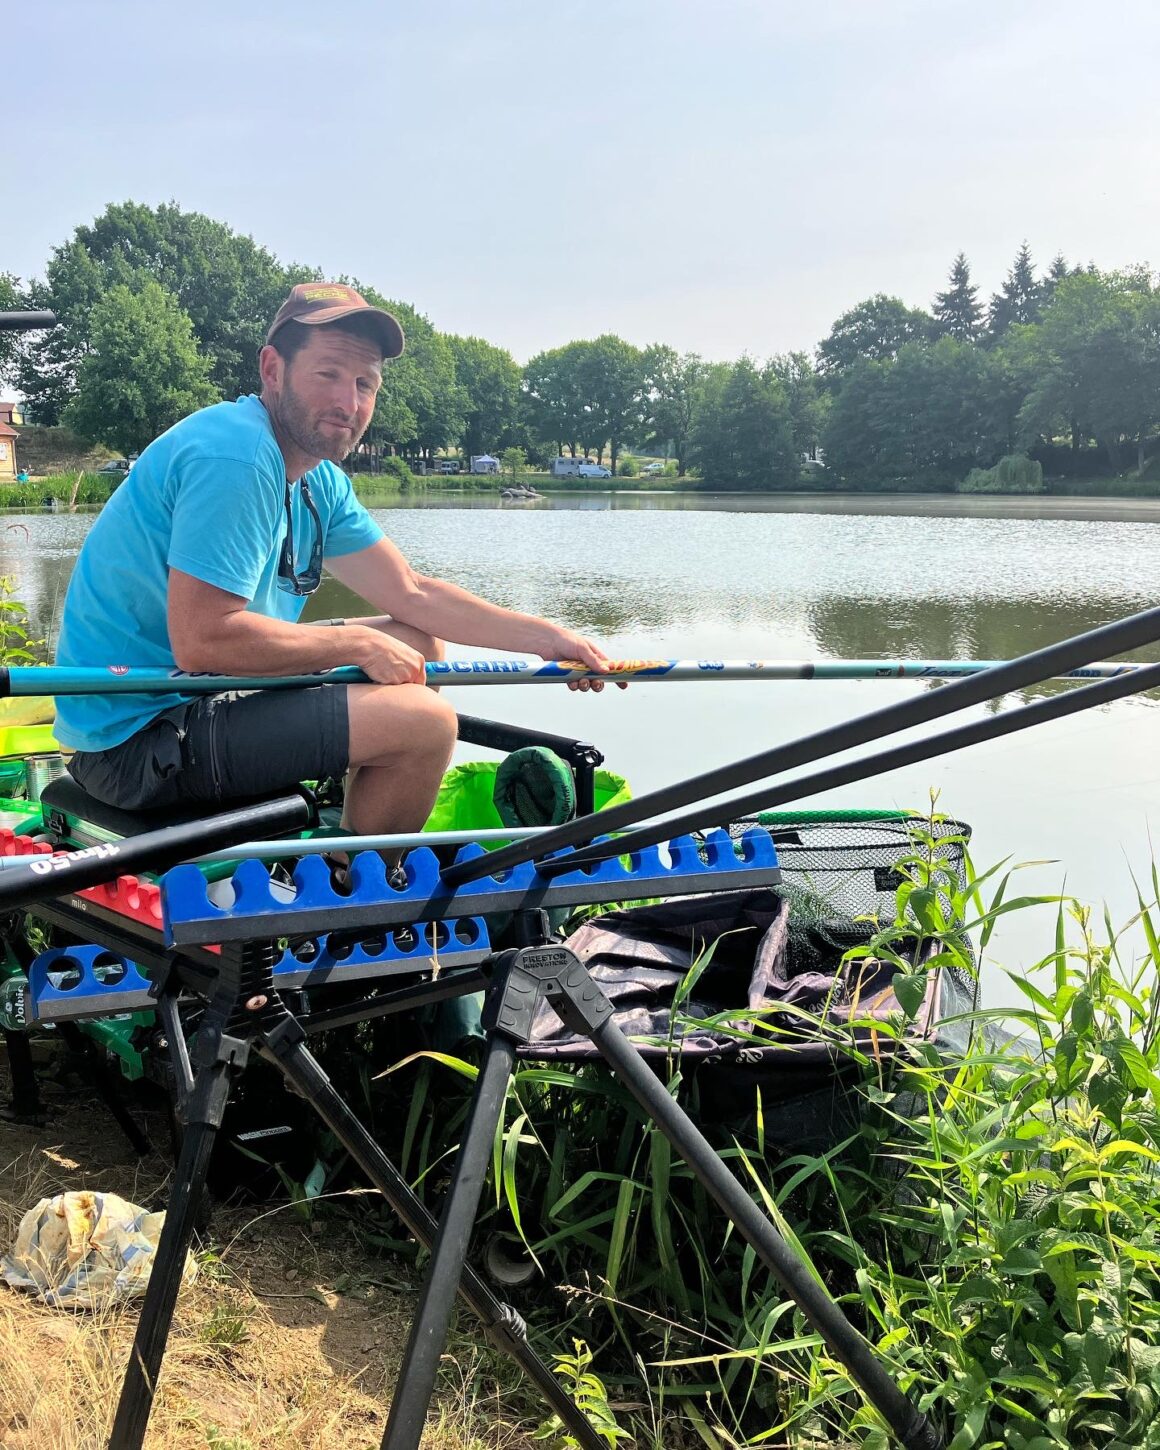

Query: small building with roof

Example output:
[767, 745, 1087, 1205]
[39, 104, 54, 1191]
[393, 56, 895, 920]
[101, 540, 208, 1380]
[0, 403, 17, 481]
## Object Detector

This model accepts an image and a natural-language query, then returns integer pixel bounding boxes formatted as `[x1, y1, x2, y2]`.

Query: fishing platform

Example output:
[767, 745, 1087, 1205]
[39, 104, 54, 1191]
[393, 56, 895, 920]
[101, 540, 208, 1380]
[9, 783, 781, 1025]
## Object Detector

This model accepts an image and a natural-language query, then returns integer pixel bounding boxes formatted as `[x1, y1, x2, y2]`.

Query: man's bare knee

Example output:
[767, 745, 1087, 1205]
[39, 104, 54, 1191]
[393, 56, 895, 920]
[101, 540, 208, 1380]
[347, 683, 457, 767]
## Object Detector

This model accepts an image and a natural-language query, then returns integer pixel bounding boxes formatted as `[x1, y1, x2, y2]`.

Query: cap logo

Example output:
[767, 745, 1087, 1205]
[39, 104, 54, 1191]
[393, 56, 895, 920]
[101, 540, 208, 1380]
[301, 285, 356, 303]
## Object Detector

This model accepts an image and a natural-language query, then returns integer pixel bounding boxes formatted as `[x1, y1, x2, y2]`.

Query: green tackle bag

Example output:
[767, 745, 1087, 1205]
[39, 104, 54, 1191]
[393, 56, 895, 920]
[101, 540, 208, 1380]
[419, 752, 631, 1050]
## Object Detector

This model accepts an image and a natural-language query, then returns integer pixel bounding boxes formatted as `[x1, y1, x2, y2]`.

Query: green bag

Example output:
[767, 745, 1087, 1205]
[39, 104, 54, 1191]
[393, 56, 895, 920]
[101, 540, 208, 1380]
[421, 756, 631, 1050]
[424, 758, 631, 840]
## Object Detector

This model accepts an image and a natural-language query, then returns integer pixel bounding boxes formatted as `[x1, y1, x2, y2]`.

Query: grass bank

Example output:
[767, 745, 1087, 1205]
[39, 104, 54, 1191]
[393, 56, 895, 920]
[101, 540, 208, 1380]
[342, 809, 1160, 1448]
[0, 474, 121, 510]
[0, 1083, 540, 1449]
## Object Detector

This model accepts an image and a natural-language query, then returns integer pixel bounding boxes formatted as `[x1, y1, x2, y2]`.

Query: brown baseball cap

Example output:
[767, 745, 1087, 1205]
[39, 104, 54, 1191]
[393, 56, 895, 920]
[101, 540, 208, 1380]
[266, 282, 405, 359]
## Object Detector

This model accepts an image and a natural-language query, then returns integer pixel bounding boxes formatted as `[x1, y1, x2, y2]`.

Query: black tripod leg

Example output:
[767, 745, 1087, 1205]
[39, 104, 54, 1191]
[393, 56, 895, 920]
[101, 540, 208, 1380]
[261, 1029, 605, 1450]
[588, 1016, 944, 1450]
[380, 1031, 517, 1450]
[1, 1028, 43, 1122]
[108, 1057, 232, 1450]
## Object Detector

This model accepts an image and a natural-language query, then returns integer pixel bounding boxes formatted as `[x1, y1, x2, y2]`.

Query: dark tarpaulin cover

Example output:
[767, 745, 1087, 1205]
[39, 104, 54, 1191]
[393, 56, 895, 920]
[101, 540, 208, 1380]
[521, 889, 965, 1083]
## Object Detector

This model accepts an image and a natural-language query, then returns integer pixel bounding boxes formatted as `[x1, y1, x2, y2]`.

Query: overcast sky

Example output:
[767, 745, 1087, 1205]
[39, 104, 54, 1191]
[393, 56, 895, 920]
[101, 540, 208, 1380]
[15, 0, 1159, 363]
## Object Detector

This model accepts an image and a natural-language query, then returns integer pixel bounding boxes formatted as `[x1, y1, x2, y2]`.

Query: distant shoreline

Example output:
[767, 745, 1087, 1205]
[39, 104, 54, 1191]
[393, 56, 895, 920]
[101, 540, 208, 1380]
[8, 476, 1160, 529]
[348, 487, 1160, 526]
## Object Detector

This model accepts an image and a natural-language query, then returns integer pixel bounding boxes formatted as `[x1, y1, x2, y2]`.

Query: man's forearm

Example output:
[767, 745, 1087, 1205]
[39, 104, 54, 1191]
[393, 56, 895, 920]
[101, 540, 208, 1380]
[394, 575, 559, 654]
[173, 609, 371, 676]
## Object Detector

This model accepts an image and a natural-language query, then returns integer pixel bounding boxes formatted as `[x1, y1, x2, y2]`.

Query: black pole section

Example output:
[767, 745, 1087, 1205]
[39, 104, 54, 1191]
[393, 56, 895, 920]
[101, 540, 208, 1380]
[0, 310, 57, 331]
[441, 604, 1160, 888]
[550, 659, 1160, 872]
[382, 1032, 520, 1450]
[457, 712, 602, 762]
[0, 792, 313, 909]
[589, 1014, 944, 1449]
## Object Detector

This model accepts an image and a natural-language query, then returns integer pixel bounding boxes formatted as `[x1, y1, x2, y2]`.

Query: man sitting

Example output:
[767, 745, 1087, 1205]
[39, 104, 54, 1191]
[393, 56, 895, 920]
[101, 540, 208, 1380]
[53, 282, 615, 843]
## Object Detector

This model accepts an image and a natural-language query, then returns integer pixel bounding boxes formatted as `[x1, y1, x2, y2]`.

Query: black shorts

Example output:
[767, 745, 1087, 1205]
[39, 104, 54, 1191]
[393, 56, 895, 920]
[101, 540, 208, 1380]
[69, 687, 350, 812]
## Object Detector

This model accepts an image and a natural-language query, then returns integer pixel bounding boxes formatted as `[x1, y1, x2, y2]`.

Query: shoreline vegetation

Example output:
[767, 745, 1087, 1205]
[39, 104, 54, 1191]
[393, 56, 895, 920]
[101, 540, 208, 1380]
[6, 465, 1160, 515]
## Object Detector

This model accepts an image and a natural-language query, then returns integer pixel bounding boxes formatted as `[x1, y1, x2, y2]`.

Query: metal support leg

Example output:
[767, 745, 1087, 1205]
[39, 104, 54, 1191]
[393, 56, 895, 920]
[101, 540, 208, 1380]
[260, 992, 605, 1450]
[108, 939, 276, 1450]
[368, 919, 945, 1450]
[380, 964, 521, 1450]
[582, 1009, 943, 1450]
[108, 1054, 232, 1448]
[1, 1027, 42, 1122]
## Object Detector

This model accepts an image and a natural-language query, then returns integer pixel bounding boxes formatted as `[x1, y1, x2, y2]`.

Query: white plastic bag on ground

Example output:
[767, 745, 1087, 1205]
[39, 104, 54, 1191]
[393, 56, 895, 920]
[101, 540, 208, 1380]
[1, 1190, 196, 1309]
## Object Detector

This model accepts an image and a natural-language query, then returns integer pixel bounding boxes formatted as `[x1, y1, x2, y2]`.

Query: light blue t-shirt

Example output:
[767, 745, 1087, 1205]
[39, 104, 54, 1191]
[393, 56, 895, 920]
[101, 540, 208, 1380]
[54, 395, 384, 752]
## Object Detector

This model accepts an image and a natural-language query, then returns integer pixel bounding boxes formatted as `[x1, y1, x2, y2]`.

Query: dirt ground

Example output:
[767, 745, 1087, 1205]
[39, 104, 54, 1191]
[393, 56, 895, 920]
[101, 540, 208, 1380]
[0, 1047, 542, 1450]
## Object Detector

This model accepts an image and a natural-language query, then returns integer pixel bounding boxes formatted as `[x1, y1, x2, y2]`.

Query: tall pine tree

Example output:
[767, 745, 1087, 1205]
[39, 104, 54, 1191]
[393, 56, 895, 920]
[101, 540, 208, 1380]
[932, 253, 982, 342]
[1039, 253, 1071, 312]
[988, 242, 1040, 337]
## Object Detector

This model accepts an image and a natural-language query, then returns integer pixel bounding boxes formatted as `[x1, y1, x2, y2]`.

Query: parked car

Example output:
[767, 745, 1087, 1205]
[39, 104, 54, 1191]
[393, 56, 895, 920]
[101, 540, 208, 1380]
[436, 460, 460, 475]
[642, 462, 665, 476]
[94, 459, 131, 476]
[577, 463, 612, 479]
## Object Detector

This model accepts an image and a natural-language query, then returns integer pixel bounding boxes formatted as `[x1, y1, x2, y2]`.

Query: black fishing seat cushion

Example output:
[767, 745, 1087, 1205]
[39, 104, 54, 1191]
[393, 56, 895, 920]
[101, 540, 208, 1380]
[39, 771, 304, 843]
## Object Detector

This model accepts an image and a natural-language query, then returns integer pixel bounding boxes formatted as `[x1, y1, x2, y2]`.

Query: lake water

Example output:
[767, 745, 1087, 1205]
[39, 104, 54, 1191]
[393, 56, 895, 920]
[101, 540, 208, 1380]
[5, 490, 1160, 1008]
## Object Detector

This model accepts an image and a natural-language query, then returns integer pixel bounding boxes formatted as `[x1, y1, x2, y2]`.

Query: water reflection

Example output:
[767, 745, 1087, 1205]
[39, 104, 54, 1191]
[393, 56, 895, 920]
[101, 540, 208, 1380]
[10, 500, 1160, 679]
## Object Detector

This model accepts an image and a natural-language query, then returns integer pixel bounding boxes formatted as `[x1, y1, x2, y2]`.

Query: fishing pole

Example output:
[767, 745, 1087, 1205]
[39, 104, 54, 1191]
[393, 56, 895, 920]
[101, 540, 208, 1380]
[0, 793, 312, 909]
[440, 602, 1160, 887]
[544, 659, 1160, 875]
[0, 656, 1147, 697]
[0, 311, 57, 332]
[0, 823, 653, 873]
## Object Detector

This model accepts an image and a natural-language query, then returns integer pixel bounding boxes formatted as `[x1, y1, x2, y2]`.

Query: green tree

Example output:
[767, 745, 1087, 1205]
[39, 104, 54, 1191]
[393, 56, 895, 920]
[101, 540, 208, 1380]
[580, 335, 646, 477]
[816, 294, 932, 376]
[767, 351, 827, 457]
[15, 254, 104, 423]
[1018, 269, 1160, 471]
[823, 338, 1009, 487]
[1038, 252, 1072, 312]
[932, 252, 983, 342]
[361, 293, 465, 460]
[447, 335, 521, 460]
[64, 280, 219, 455]
[0, 273, 22, 385]
[689, 357, 798, 489]
[499, 446, 526, 484]
[641, 344, 703, 476]
[523, 342, 592, 457]
[988, 241, 1041, 338]
[18, 201, 313, 420]
[522, 337, 645, 466]
[819, 357, 893, 486]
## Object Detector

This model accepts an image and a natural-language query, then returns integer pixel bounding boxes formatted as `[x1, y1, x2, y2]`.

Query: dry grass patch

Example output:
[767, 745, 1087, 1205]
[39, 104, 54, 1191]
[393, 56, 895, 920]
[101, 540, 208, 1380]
[0, 1059, 541, 1449]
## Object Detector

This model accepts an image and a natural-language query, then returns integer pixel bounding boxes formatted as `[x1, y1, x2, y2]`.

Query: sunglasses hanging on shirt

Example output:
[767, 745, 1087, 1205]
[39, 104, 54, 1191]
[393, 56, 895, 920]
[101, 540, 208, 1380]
[277, 478, 324, 596]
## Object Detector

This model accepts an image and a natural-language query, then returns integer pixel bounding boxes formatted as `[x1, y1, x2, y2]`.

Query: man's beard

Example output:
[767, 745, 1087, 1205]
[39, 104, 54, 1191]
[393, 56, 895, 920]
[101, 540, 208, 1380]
[268, 379, 368, 464]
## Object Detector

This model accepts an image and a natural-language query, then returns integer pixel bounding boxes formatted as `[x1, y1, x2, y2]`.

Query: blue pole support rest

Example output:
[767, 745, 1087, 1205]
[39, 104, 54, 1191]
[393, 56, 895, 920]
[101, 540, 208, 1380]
[23, 916, 496, 1023]
[160, 828, 783, 946]
[28, 945, 154, 1022]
